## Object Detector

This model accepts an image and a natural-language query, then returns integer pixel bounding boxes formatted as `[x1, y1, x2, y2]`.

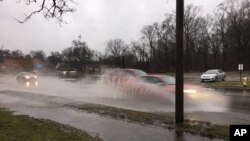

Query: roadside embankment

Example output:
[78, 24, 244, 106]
[68, 103, 229, 140]
[0, 108, 102, 141]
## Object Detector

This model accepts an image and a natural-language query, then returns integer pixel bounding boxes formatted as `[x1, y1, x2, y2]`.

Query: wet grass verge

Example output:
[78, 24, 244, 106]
[203, 81, 250, 90]
[69, 104, 229, 140]
[0, 108, 102, 141]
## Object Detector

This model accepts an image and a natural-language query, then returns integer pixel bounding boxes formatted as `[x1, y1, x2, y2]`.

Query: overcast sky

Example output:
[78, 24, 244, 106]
[0, 0, 224, 55]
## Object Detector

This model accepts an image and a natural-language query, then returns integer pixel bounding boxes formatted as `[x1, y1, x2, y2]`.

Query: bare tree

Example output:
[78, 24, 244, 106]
[141, 25, 157, 65]
[218, 0, 250, 69]
[105, 39, 129, 68]
[62, 35, 93, 73]
[0, 49, 11, 62]
[212, 9, 229, 69]
[160, 14, 176, 71]
[11, 49, 24, 57]
[30, 50, 46, 61]
[1, 0, 76, 23]
[47, 51, 62, 67]
[183, 4, 203, 72]
[130, 40, 150, 70]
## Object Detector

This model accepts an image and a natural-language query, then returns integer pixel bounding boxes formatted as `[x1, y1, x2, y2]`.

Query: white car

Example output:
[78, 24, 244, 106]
[200, 69, 225, 82]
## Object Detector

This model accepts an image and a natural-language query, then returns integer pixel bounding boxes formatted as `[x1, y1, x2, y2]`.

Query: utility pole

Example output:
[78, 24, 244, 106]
[175, 0, 184, 123]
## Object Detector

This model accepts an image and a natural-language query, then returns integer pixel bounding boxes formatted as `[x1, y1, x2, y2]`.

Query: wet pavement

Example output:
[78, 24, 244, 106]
[0, 89, 222, 141]
[0, 75, 250, 140]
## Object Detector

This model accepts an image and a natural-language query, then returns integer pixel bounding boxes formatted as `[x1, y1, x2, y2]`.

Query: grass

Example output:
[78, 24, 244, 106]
[203, 81, 250, 90]
[0, 108, 102, 141]
[69, 104, 229, 140]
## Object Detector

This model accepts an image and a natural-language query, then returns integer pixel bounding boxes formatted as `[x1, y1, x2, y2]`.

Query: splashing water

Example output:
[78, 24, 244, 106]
[89, 74, 229, 113]
[0, 74, 229, 113]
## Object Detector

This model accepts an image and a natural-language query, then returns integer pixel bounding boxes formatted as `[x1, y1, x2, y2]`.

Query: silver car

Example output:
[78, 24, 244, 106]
[16, 72, 39, 87]
[200, 69, 225, 82]
[16, 72, 38, 82]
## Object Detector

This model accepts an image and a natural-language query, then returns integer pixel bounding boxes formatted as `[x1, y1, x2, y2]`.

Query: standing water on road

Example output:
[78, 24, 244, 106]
[2, 74, 250, 125]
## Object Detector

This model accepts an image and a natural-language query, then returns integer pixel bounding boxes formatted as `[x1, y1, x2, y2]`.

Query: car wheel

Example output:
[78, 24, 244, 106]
[201, 79, 204, 83]
[222, 76, 225, 81]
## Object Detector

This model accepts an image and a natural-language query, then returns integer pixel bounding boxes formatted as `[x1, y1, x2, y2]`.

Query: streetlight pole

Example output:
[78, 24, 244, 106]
[175, 0, 184, 123]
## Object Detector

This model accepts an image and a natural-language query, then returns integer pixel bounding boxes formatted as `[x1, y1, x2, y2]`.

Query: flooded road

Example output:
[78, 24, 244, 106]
[0, 75, 249, 140]
[213, 89, 250, 114]
[1, 75, 250, 121]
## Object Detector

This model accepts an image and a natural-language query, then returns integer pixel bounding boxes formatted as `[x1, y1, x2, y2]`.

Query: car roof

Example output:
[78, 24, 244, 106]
[108, 68, 146, 73]
[110, 68, 143, 71]
[206, 69, 221, 71]
[18, 72, 32, 74]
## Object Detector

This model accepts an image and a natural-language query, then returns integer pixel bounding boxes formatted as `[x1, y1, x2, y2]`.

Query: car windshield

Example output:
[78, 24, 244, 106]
[141, 76, 162, 84]
[107, 69, 146, 78]
[141, 75, 176, 85]
[204, 70, 218, 74]
[161, 76, 176, 85]
[20, 72, 33, 75]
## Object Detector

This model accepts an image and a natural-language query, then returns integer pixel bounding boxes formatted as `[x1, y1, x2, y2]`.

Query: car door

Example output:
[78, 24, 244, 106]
[137, 77, 159, 95]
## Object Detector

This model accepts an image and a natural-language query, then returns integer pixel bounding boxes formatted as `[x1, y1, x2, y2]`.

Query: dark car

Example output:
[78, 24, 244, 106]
[16, 72, 38, 87]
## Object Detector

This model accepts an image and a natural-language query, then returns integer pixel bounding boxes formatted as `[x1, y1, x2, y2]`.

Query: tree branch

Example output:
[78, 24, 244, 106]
[4, 0, 76, 24]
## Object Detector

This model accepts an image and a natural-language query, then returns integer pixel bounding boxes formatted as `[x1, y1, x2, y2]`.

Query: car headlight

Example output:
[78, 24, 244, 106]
[184, 89, 199, 98]
[25, 76, 30, 79]
[34, 76, 38, 79]
[26, 82, 30, 87]
[184, 89, 197, 94]
[35, 81, 38, 86]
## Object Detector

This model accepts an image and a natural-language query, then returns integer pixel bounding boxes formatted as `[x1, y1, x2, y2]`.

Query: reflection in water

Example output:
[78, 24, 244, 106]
[26, 82, 30, 87]
[25, 81, 38, 87]
[214, 89, 250, 114]
[215, 89, 250, 96]
[175, 130, 184, 141]
[242, 90, 248, 96]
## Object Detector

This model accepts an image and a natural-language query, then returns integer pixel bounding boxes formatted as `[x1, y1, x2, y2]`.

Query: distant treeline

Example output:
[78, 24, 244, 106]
[102, 0, 250, 72]
[0, 35, 101, 74]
